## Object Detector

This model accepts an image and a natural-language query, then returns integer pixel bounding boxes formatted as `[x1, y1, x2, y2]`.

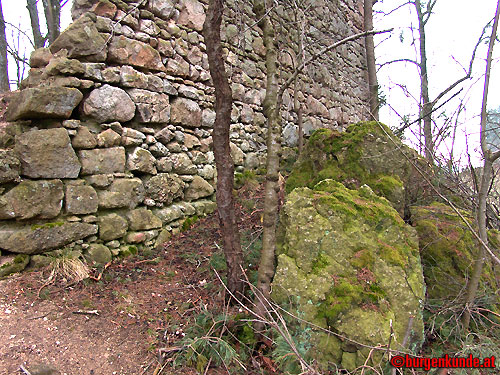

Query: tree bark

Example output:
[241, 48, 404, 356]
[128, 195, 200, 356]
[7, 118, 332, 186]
[462, 0, 500, 331]
[42, 0, 61, 45]
[253, 0, 281, 326]
[27, 0, 45, 49]
[414, 0, 433, 164]
[364, 0, 379, 120]
[203, 0, 245, 298]
[0, 0, 8, 92]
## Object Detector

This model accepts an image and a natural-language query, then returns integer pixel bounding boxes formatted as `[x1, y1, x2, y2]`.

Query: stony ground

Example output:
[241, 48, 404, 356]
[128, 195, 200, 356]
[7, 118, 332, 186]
[0, 181, 263, 375]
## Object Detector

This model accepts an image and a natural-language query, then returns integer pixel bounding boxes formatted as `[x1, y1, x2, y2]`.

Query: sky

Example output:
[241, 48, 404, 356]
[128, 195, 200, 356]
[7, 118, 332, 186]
[2, 0, 500, 164]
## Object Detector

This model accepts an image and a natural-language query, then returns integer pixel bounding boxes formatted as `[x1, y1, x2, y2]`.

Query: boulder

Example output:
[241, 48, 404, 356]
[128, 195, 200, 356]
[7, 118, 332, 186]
[170, 97, 201, 128]
[99, 213, 128, 241]
[0, 150, 20, 184]
[286, 122, 430, 216]
[108, 35, 165, 71]
[97, 178, 145, 209]
[6, 87, 83, 121]
[65, 185, 98, 215]
[79, 147, 126, 175]
[127, 147, 157, 174]
[50, 13, 107, 62]
[272, 180, 425, 370]
[82, 84, 135, 123]
[184, 176, 214, 201]
[30, 48, 53, 68]
[0, 222, 98, 254]
[126, 208, 162, 230]
[145, 173, 184, 204]
[177, 0, 206, 31]
[0, 179, 64, 220]
[127, 89, 170, 123]
[15, 128, 81, 178]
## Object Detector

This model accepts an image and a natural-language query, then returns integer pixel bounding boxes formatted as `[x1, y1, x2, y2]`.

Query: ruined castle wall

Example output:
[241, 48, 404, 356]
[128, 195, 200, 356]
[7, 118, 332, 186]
[0, 0, 368, 268]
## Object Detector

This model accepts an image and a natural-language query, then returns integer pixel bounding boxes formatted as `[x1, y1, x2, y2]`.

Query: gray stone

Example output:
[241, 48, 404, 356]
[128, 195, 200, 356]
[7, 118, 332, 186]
[0, 150, 20, 184]
[127, 89, 170, 123]
[82, 84, 135, 123]
[30, 47, 52, 68]
[127, 208, 162, 230]
[0, 254, 30, 278]
[15, 128, 81, 178]
[84, 174, 114, 188]
[6, 87, 83, 121]
[177, 0, 206, 31]
[0, 222, 98, 254]
[230, 142, 244, 166]
[50, 13, 107, 62]
[171, 152, 197, 174]
[99, 213, 128, 241]
[170, 97, 201, 127]
[97, 178, 145, 209]
[155, 127, 174, 144]
[148, 0, 175, 19]
[85, 244, 112, 264]
[79, 147, 126, 175]
[149, 142, 169, 157]
[97, 129, 121, 147]
[282, 123, 299, 147]
[152, 204, 184, 224]
[120, 65, 149, 89]
[127, 147, 157, 174]
[184, 175, 214, 201]
[157, 157, 173, 172]
[0, 179, 63, 220]
[145, 173, 184, 204]
[65, 185, 98, 215]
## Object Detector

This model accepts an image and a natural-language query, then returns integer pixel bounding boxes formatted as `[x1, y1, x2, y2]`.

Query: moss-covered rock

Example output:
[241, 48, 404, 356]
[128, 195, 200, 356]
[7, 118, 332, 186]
[0, 254, 30, 278]
[272, 180, 425, 370]
[411, 203, 497, 301]
[286, 122, 430, 216]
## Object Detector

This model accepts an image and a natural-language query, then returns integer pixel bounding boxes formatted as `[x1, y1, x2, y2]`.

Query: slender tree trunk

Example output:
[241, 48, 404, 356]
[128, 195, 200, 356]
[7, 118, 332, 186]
[42, 0, 61, 44]
[27, 0, 45, 49]
[414, 0, 433, 164]
[364, 0, 379, 120]
[462, 0, 500, 331]
[203, 0, 245, 297]
[0, 0, 9, 92]
[253, 0, 281, 327]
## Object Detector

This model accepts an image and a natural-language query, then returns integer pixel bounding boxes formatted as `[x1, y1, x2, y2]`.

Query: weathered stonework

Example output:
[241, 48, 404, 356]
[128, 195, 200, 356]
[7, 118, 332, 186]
[1, 0, 369, 273]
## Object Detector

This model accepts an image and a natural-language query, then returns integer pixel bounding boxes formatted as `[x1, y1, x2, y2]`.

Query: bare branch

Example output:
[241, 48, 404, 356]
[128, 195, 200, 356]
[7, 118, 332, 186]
[377, 58, 420, 71]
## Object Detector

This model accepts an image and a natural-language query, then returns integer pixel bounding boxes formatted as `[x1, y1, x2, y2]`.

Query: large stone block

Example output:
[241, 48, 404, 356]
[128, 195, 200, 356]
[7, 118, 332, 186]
[170, 97, 201, 128]
[82, 84, 135, 123]
[0, 222, 98, 254]
[108, 35, 165, 71]
[0, 180, 63, 220]
[97, 178, 145, 209]
[152, 204, 184, 224]
[15, 128, 81, 178]
[127, 89, 170, 123]
[99, 213, 128, 241]
[177, 0, 206, 31]
[79, 147, 126, 175]
[145, 173, 184, 205]
[65, 185, 98, 214]
[6, 87, 83, 121]
[50, 13, 107, 62]
[147, 0, 175, 19]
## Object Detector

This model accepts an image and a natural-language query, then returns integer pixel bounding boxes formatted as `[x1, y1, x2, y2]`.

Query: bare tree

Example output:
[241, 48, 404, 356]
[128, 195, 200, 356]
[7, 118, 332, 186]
[26, 0, 45, 49]
[43, 0, 61, 44]
[365, 0, 379, 120]
[204, 0, 245, 297]
[462, 0, 500, 331]
[0, 0, 9, 92]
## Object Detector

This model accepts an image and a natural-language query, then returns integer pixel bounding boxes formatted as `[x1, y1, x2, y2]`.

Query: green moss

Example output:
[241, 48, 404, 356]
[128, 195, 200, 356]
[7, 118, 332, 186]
[181, 215, 199, 232]
[31, 221, 65, 230]
[311, 252, 330, 274]
[351, 249, 375, 269]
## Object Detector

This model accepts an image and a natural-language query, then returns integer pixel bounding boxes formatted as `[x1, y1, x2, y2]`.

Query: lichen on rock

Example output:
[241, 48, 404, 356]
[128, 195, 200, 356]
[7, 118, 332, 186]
[272, 179, 425, 370]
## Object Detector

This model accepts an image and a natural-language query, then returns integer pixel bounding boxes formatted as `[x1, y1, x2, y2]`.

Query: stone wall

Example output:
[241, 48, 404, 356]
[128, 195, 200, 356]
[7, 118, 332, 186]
[0, 0, 369, 270]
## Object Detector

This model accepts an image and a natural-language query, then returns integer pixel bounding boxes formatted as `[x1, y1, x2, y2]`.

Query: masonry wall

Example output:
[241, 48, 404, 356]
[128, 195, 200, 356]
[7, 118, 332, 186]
[0, 0, 369, 270]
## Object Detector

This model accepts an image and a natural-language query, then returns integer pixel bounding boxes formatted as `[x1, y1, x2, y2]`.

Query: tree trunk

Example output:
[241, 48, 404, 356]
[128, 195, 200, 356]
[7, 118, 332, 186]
[462, 0, 500, 331]
[42, 0, 61, 44]
[27, 0, 45, 49]
[414, 0, 433, 164]
[0, 0, 9, 92]
[253, 0, 281, 326]
[203, 0, 245, 298]
[364, 0, 379, 120]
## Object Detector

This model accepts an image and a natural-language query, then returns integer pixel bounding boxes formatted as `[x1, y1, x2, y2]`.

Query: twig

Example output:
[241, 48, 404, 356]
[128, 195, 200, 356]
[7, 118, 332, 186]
[19, 364, 32, 375]
[72, 309, 99, 316]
